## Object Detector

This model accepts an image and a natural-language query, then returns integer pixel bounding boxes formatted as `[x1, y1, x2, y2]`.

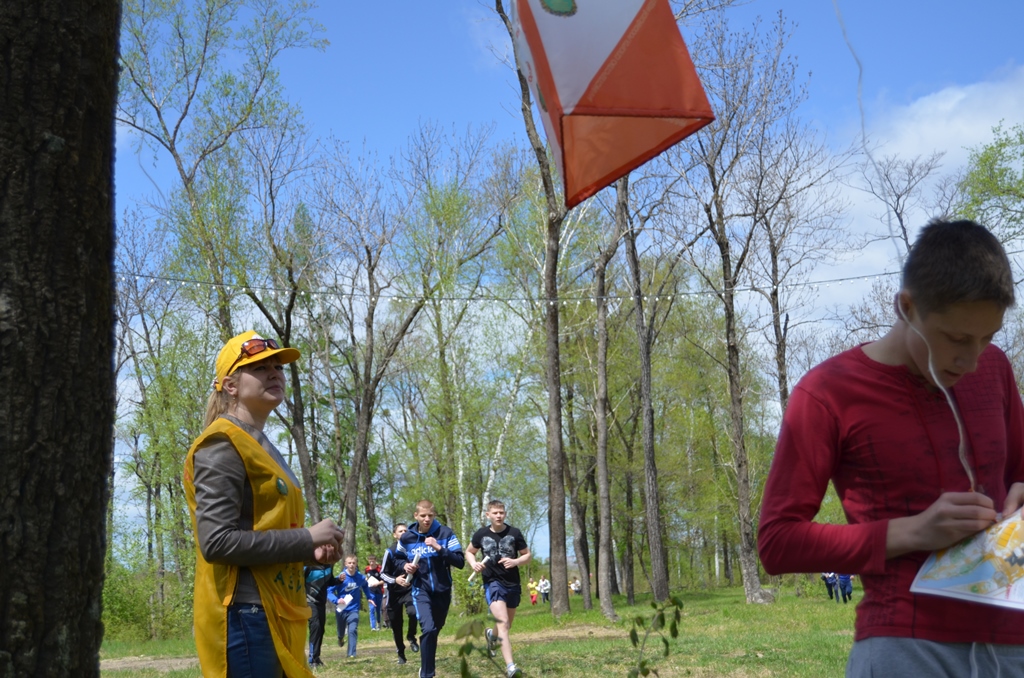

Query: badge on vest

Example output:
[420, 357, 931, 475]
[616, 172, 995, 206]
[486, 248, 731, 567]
[276, 478, 288, 495]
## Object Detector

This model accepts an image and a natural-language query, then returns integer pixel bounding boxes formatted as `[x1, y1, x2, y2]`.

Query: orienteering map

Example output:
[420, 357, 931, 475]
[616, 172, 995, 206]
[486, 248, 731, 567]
[911, 509, 1024, 611]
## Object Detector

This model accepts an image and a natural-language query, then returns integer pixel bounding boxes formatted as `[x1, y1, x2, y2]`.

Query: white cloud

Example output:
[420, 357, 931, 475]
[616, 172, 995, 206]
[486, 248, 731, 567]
[870, 64, 1024, 169]
[792, 66, 1024, 324]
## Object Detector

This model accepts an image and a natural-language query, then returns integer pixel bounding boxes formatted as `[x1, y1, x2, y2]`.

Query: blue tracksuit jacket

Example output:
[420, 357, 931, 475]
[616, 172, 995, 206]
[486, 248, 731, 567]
[394, 519, 465, 593]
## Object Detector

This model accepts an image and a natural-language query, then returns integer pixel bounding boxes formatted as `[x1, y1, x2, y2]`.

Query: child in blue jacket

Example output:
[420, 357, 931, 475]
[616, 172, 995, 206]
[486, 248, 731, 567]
[395, 499, 465, 678]
[327, 555, 375, 658]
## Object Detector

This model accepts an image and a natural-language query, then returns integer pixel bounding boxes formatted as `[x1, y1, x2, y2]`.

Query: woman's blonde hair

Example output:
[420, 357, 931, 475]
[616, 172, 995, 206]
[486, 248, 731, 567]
[203, 375, 235, 428]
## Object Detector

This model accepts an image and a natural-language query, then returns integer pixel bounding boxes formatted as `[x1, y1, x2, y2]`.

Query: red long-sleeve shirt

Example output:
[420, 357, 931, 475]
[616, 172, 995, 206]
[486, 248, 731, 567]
[759, 344, 1024, 643]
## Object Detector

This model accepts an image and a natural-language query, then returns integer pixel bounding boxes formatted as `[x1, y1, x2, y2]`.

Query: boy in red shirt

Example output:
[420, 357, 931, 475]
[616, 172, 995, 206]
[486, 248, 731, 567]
[759, 220, 1024, 676]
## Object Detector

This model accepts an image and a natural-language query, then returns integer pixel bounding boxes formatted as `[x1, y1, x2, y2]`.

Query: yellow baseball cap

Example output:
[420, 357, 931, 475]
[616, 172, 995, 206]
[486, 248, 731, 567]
[213, 330, 300, 391]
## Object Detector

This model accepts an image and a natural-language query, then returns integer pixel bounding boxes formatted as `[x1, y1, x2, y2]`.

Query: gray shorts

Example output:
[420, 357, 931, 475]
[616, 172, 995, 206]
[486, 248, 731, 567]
[847, 637, 1024, 678]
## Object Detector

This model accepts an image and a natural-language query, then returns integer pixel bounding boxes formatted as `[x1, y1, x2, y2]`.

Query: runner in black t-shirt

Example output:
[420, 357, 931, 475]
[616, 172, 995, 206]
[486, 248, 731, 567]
[467, 500, 530, 678]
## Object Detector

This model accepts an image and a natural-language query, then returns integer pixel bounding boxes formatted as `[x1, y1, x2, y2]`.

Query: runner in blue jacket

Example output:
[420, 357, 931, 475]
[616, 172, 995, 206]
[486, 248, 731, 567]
[327, 555, 374, 658]
[395, 499, 465, 678]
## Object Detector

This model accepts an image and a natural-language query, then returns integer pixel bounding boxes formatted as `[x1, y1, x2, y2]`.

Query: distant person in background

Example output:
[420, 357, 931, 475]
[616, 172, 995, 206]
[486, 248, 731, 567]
[838, 574, 854, 604]
[364, 554, 384, 631]
[528, 578, 539, 605]
[327, 555, 375, 659]
[821, 572, 837, 600]
[538, 576, 551, 604]
[570, 578, 582, 595]
[184, 331, 343, 678]
[304, 562, 335, 668]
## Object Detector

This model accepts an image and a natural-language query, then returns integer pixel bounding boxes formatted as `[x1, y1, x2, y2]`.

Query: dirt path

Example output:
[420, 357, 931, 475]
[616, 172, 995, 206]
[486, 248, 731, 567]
[100, 624, 623, 673]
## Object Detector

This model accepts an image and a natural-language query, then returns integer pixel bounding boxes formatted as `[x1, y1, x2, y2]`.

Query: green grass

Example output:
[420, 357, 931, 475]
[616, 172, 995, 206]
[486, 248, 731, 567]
[101, 586, 857, 677]
[101, 638, 197, 660]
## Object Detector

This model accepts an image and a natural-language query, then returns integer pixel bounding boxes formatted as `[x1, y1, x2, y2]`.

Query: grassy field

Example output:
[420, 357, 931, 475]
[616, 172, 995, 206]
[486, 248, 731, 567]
[100, 586, 857, 677]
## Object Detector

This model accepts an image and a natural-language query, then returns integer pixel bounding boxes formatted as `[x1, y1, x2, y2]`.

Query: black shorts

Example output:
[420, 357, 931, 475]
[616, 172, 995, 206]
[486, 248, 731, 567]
[484, 581, 521, 608]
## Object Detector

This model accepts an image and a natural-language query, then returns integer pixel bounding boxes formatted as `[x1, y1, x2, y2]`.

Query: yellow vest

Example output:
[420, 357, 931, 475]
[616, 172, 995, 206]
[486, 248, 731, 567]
[184, 418, 313, 678]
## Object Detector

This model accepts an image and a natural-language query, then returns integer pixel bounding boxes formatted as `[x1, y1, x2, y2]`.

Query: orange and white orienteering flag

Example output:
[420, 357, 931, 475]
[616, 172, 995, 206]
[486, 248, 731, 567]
[512, 0, 714, 208]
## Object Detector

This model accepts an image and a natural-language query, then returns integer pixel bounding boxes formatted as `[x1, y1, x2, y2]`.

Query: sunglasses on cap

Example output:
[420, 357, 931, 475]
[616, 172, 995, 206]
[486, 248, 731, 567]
[226, 337, 281, 375]
[240, 337, 280, 356]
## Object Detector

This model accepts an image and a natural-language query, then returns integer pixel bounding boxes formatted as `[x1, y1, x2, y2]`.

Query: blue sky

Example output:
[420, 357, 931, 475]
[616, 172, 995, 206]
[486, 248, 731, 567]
[115, 1, 1024, 560]
[264, 0, 1024, 157]
[119, 0, 1024, 233]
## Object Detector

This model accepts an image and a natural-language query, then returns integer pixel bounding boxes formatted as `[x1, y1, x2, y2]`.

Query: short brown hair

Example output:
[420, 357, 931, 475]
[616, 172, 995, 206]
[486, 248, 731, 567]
[415, 499, 435, 513]
[902, 219, 1015, 315]
[486, 500, 506, 511]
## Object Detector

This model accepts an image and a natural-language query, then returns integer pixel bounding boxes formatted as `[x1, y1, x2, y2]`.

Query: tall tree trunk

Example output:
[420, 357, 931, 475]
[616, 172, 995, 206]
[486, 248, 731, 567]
[621, 179, 670, 603]
[494, 0, 569, 617]
[564, 386, 592, 609]
[432, 302, 459, 525]
[614, 400, 640, 606]
[343, 387, 375, 554]
[717, 234, 774, 604]
[586, 456, 600, 595]
[286, 362, 321, 522]
[624, 443, 637, 607]
[766, 236, 791, 412]
[154, 483, 166, 637]
[1, 0, 120, 674]
[544, 218, 570, 616]
[362, 453, 382, 551]
[341, 291, 429, 555]
[455, 372, 472, 546]
[593, 186, 621, 620]
[723, 530, 734, 586]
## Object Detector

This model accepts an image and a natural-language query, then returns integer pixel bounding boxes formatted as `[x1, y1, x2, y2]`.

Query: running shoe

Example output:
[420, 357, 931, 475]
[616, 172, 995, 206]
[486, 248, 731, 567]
[485, 628, 499, 658]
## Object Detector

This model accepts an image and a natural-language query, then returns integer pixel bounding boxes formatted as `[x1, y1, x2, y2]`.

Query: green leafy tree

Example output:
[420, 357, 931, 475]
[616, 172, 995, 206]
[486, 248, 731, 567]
[117, 0, 326, 339]
[958, 122, 1024, 243]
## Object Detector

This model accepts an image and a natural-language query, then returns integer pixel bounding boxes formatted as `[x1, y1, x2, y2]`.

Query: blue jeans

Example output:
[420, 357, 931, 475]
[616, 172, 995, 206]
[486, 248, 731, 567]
[226, 604, 282, 678]
[335, 608, 360, 657]
[368, 589, 383, 629]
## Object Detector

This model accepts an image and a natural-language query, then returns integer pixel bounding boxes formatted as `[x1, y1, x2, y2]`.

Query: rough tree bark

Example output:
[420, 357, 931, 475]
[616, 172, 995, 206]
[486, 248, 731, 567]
[564, 386, 593, 609]
[620, 177, 672, 602]
[1, 1, 120, 675]
[592, 206, 622, 620]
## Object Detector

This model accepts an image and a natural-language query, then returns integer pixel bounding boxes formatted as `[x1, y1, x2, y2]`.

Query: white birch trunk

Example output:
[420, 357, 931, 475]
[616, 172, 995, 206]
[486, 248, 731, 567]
[481, 327, 533, 522]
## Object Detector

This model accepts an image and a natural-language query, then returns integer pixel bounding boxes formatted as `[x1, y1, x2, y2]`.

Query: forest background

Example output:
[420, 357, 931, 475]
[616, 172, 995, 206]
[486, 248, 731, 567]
[105, 0, 1024, 639]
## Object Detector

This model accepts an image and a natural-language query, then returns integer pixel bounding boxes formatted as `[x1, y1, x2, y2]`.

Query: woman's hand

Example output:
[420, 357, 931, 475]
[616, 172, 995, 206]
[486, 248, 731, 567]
[309, 519, 344, 549]
[315, 544, 342, 564]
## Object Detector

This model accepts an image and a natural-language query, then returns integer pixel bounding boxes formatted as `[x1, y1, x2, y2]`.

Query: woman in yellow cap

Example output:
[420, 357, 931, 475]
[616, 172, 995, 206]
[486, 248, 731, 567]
[184, 331, 343, 678]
